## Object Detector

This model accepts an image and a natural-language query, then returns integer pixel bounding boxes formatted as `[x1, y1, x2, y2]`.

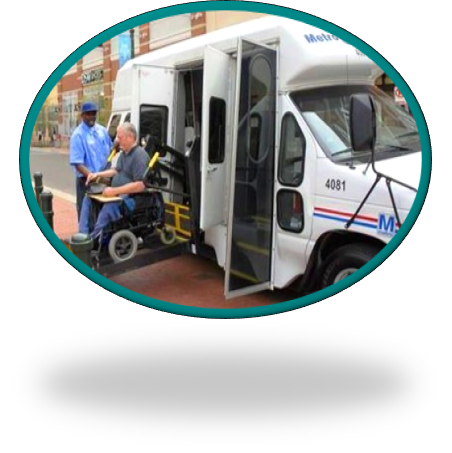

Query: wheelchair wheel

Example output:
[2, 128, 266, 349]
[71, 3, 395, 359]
[159, 226, 177, 245]
[108, 230, 138, 263]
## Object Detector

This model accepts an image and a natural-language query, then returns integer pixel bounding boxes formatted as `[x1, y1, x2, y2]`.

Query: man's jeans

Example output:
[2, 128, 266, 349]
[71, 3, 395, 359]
[79, 196, 136, 240]
[75, 177, 87, 221]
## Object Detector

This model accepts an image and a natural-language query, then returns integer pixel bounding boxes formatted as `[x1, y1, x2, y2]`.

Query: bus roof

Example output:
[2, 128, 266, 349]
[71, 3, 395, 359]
[113, 16, 382, 111]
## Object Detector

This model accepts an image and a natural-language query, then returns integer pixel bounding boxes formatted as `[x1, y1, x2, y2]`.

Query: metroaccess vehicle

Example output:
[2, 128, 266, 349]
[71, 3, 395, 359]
[106, 16, 421, 298]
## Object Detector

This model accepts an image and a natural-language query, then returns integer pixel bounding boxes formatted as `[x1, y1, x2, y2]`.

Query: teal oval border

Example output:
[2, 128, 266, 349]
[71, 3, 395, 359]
[20, 1, 431, 319]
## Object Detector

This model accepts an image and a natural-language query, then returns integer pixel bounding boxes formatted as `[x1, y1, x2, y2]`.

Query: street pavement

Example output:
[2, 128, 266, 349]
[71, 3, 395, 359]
[36, 146, 299, 310]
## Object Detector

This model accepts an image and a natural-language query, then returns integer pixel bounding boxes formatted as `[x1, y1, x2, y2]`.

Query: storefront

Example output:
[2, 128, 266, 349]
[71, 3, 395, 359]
[81, 69, 108, 125]
[61, 91, 78, 139]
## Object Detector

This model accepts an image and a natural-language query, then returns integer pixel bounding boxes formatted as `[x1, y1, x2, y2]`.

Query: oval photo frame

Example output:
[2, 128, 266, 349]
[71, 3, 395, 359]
[20, 2, 431, 319]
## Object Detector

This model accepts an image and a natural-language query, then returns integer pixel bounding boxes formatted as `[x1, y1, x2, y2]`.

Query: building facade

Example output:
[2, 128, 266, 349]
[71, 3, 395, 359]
[34, 11, 268, 147]
[34, 11, 401, 147]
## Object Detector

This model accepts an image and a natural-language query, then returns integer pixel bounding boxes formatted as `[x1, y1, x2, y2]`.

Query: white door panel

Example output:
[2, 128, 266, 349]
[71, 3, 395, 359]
[131, 65, 176, 144]
[200, 47, 232, 230]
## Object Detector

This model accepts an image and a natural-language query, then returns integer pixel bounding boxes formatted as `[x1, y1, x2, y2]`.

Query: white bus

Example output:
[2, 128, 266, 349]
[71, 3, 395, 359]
[107, 16, 421, 298]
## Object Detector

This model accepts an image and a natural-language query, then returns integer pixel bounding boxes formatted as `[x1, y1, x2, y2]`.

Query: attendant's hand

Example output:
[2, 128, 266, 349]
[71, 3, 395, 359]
[86, 172, 98, 184]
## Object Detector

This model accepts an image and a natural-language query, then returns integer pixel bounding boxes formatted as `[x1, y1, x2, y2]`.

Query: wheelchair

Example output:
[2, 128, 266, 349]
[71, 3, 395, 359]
[87, 150, 177, 266]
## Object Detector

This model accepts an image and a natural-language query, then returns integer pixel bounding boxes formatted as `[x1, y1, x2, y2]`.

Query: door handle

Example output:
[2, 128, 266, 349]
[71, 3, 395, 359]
[207, 165, 218, 173]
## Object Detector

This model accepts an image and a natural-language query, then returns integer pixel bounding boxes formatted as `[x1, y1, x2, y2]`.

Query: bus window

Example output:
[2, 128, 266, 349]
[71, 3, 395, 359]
[108, 114, 121, 141]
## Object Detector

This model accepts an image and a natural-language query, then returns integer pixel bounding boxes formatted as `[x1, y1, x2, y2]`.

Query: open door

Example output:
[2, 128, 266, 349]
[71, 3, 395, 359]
[131, 64, 179, 203]
[131, 64, 177, 146]
[200, 47, 233, 230]
[225, 39, 277, 299]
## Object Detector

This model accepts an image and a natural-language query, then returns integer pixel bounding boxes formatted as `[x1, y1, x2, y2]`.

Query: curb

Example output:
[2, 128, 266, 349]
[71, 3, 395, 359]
[31, 182, 75, 204]
[30, 146, 69, 155]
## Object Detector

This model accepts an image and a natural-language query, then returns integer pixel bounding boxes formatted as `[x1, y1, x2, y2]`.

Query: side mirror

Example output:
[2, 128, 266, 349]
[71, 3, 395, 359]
[349, 94, 376, 153]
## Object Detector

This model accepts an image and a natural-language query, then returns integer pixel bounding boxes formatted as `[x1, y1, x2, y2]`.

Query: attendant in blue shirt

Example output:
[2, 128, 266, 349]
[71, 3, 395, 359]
[69, 101, 112, 220]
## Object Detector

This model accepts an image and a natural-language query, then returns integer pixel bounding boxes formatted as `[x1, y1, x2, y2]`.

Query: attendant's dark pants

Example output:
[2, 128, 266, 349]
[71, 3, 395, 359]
[76, 177, 87, 221]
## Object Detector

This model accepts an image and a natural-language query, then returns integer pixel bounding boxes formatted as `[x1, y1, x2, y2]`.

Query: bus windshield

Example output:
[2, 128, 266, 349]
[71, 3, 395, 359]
[290, 85, 420, 164]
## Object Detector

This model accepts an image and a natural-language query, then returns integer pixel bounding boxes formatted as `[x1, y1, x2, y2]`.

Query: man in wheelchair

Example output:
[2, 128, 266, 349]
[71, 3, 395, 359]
[79, 122, 171, 261]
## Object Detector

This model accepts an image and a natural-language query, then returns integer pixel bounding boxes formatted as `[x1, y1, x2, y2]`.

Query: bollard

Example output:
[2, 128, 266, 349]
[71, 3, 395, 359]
[69, 233, 93, 267]
[33, 172, 43, 208]
[41, 191, 54, 230]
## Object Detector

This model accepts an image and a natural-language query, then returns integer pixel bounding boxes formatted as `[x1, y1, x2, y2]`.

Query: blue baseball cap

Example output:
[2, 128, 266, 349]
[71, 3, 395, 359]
[81, 101, 98, 113]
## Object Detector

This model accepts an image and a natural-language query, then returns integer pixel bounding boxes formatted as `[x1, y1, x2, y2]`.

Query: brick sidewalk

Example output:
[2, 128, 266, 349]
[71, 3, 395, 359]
[52, 195, 297, 309]
[53, 196, 78, 240]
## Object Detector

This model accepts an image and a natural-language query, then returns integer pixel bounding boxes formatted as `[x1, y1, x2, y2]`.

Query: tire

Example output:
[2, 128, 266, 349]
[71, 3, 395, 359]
[159, 226, 177, 245]
[320, 243, 380, 289]
[108, 230, 138, 263]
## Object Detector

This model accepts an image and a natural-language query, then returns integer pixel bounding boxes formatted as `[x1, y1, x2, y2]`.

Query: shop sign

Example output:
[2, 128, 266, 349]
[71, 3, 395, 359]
[82, 68, 103, 85]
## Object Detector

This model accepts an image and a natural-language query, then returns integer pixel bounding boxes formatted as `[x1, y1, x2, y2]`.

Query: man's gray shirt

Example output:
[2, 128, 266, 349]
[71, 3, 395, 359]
[111, 146, 150, 188]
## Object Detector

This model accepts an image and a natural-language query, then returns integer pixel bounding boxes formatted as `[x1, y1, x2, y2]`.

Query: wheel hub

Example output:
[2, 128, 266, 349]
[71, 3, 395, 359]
[334, 268, 357, 283]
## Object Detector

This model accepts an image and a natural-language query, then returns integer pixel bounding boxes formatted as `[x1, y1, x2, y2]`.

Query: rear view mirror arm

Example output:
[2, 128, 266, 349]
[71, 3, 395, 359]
[347, 93, 417, 230]
[345, 175, 382, 229]
[386, 179, 401, 227]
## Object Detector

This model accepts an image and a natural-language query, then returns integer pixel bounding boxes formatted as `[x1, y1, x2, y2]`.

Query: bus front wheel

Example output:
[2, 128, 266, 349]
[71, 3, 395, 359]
[320, 244, 380, 289]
